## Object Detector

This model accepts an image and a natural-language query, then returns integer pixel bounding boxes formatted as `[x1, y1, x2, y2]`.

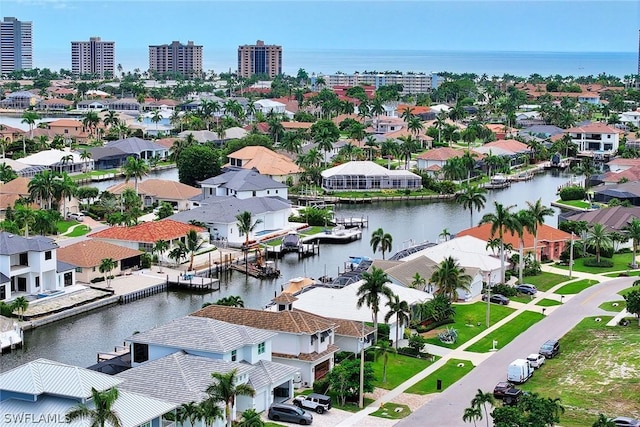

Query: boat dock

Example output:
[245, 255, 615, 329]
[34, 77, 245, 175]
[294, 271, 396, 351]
[0, 317, 23, 354]
[335, 216, 369, 228]
[230, 261, 281, 279]
[265, 242, 321, 260]
[301, 226, 363, 244]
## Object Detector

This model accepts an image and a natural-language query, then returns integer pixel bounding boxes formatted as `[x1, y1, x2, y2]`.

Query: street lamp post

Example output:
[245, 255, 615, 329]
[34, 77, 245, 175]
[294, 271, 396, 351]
[484, 271, 491, 328]
[569, 232, 575, 279]
[358, 321, 365, 409]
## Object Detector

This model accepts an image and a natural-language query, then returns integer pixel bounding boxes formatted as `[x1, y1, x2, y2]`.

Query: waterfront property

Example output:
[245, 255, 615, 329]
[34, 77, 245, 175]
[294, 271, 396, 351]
[321, 161, 422, 191]
[224, 145, 302, 184]
[107, 179, 200, 211]
[559, 206, 640, 232]
[566, 122, 623, 158]
[198, 168, 288, 200]
[20, 149, 93, 174]
[101, 137, 169, 161]
[415, 147, 481, 172]
[592, 181, 640, 206]
[0, 358, 176, 427]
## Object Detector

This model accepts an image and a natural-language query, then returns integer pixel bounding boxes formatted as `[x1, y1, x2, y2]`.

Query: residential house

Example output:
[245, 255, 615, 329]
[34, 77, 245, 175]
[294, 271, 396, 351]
[36, 98, 74, 112]
[46, 119, 89, 143]
[566, 122, 623, 158]
[254, 99, 288, 116]
[597, 166, 640, 185]
[0, 158, 37, 178]
[384, 126, 433, 149]
[620, 109, 640, 127]
[177, 127, 248, 144]
[0, 232, 74, 302]
[321, 161, 422, 191]
[106, 179, 200, 211]
[199, 169, 288, 200]
[372, 117, 405, 134]
[415, 147, 481, 171]
[559, 206, 640, 234]
[592, 182, 640, 206]
[20, 149, 92, 174]
[77, 98, 141, 112]
[519, 124, 565, 140]
[0, 177, 34, 218]
[193, 305, 339, 386]
[0, 358, 176, 427]
[56, 240, 142, 283]
[0, 91, 41, 109]
[87, 146, 133, 170]
[474, 139, 532, 168]
[395, 104, 436, 121]
[103, 137, 169, 161]
[88, 219, 207, 253]
[606, 157, 640, 173]
[225, 146, 303, 184]
[170, 196, 292, 246]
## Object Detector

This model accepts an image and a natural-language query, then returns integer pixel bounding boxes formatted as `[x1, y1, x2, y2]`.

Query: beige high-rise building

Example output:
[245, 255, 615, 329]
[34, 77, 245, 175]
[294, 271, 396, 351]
[237, 40, 282, 79]
[71, 36, 115, 78]
[0, 17, 32, 74]
[149, 40, 203, 79]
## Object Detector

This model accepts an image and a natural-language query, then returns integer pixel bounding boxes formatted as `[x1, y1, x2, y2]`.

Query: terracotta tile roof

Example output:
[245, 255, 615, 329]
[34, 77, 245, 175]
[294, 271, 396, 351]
[225, 146, 302, 176]
[192, 305, 336, 335]
[566, 122, 623, 134]
[482, 139, 530, 153]
[272, 293, 298, 304]
[294, 309, 375, 338]
[273, 344, 339, 362]
[89, 219, 205, 243]
[416, 147, 466, 161]
[242, 122, 270, 133]
[57, 239, 142, 268]
[40, 98, 74, 105]
[154, 137, 178, 149]
[332, 114, 364, 125]
[396, 104, 431, 115]
[603, 166, 640, 183]
[281, 122, 313, 130]
[47, 119, 83, 127]
[1, 177, 30, 195]
[456, 222, 572, 249]
[608, 158, 640, 167]
[106, 179, 200, 201]
[426, 164, 441, 171]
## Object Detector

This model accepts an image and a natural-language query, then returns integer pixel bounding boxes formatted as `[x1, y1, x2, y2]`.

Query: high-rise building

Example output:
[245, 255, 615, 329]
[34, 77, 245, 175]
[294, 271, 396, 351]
[237, 40, 282, 79]
[71, 36, 115, 78]
[149, 40, 203, 79]
[0, 17, 33, 74]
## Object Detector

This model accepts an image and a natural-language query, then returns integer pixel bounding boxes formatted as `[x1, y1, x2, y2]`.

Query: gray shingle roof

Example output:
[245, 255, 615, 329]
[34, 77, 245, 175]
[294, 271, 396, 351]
[199, 169, 287, 192]
[170, 196, 291, 224]
[56, 260, 76, 273]
[246, 360, 299, 390]
[105, 137, 167, 154]
[0, 232, 58, 255]
[125, 315, 276, 354]
[88, 146, 130, 161]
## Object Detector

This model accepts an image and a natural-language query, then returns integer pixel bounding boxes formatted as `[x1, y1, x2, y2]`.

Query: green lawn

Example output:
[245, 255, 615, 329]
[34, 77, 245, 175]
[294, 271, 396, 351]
[370, 352, 433, 390]
[405, 359, 474, 395]
[555, 279, 599, 295]
[465, 311, 545, 353]
[599, 300, 625, 312]
[520, 317, 640, 426]
[604, 270, 640, 278]
[333, 398, 374, 413]
[65, 224, 91, 237]
[57, 220, 76, 234]
[555, 199, 591, 209]
[618, 286, 639, 297]
[555, 253, 635, 274]
[423, 303, 514, 349]
[511, 295, 536, 304]
[370, 403, 411, 420]
[536, 298, 562, 307]
[265, 423, 285, 427]
[520, 272, 569, 292]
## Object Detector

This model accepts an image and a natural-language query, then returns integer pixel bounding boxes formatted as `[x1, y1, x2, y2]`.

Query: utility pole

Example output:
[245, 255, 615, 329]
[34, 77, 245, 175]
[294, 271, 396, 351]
[359, 321, 365, 409]
[485, 271, 491, 328]
[569, 232, 575, 279]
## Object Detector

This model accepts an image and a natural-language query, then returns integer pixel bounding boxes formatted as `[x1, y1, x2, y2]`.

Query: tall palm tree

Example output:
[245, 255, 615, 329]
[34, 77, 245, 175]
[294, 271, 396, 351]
[236, 211, 263, 275]
[66, 387, 122, 427]
[21, 110, 39, 139]
[53, 173, 77, 218]
[410, 273, 426, 290]
[10, 296, 29, 321]
[370, 227, 393, 260]
[514, 210, 535, 284]
[82, 110, 101, 140]
[430, 256, 472, 301]
[624, 218, 640, 269]
[462, 406, 482, 427]
[99, 258, 117, 288]
[122, 156, 149, 195]
[480, 202, 520, 284]
[80, 149, 92, 172]
[357, 267, 393, 341]
[526, 198, 555, 261]
[28, 170, 57, 209]
[150, 109, 163, 135]
[470, 389, 494, 427]
[14, 205, 36, 237]
[153, 239, 169, 272]
[169, 242, 188, 267]
[206, 369, 256, 427]
[384, 294, 410, 349]
[585, 223, 613, 263]
[198, 397, 224, 427]
[186, 229, 204, 271]
[455, 185, 487, 229]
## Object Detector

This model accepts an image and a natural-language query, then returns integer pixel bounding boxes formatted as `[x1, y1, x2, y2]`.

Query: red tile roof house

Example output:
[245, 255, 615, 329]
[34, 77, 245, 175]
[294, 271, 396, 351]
[415, 147, 483, 171]
[457, 222, 573, 261]
[57, 240, 143, 283]
[88, 219, 207, 262]
[106, 179, 201, 212]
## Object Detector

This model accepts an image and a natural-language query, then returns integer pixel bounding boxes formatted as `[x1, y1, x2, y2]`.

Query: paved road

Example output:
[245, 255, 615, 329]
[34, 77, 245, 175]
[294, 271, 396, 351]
[395, 276, 635, 427]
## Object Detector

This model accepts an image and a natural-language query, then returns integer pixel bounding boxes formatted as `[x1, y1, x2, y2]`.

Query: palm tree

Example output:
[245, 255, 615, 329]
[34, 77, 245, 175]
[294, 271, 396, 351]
[624, 218, 640, 268]
[585, 223, 613, 263]
[410, 273, 426, 290]
[66, 387, 122, 427]
[186, 229, 204, 271]
[82, 110, 101, 140]
[99, 258, 117, 288]
[28, 170, 57, 209]
[514, 210, 535, 284]
[80, 149, 92, 172]
[169, 242, 187, 267]
[456, 185, 487, 229]
[206, 369, 256, 427]
[10, 296, 29, 321]
[21, 110, 39, 139]
[470, 389, 494, 427]
[103, 110, 120, 131]
[364, 134, 378, 161]
[215, 295, 245, 307]
[462, 406, 482, 427]
[238, 408, 265, 427]
[198, 397, 224, 427]
[153, 239, 169, 272]
[53, 173, 77, 218]
[439, 228, 451, 242]
[526, 198, 555, 261]
[573, 157, 597, 190]
[122, 156, 149, 195]
[480, 202, 520, 284]
[430, 256, 472, 301]
[384, 294, 410, 349]
[178, 401, 203, 427]
[236, 211, 263, 275]
[370, 227, 393, 260]
[14, 205, 36, 237]
[150, 109, 163, 134]
[356, 266, 393, 341]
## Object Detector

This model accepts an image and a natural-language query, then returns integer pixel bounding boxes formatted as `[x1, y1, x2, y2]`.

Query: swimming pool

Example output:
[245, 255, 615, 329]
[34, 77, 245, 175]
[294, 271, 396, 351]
[255, 229, 279, 237]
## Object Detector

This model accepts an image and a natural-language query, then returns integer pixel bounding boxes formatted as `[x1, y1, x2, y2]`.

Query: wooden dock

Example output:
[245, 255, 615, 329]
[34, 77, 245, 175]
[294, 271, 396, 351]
[301, 227, 362, 244]
[335, 216, 369, 228]
[167, 274, 220, 292]
[230, 262, 281, 279]
[265, 242, 320, 259]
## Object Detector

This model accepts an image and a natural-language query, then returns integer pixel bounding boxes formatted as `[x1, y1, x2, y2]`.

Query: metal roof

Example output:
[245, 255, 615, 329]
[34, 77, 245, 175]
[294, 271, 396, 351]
[199, 168, 287, 191]
[170, 196, 290, 224]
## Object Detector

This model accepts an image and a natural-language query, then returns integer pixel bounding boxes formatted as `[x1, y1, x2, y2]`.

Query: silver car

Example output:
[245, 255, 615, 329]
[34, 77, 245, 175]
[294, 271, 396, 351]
[268, 403, 313, 425]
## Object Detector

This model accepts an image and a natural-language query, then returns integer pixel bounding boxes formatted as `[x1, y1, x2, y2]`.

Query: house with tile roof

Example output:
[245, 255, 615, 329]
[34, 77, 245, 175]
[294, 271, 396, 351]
[592, 181, 640, 207]
[103, 137, 169, 161]
[106, 179, 200, 211]
[0, 358, 176, 427]
[416, 147, 482, 171]
[199, 168, 288, 200]
[321, 161, 422, 191]
[566, 122, 623, 158]
[606, 157, 640, 172]
[560, 206, 640, 234]
[193, 305, 339, 386]
[36, 98, 75, 112]
[0, 90, 40, 109]
[225, 146, 303, 184]
[57, 240, 142, 283]
[88, 219, 206, 253]
[45, 119, 89, 142]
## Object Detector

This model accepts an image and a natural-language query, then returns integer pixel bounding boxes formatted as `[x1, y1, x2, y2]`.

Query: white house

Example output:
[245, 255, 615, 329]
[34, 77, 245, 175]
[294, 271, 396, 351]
[566, 122, 623, 157]
[321, 161, 422, 191]
[20, 149, 93, 174]
[199, 169, 288, 200]
[620, 110, 640, 127]
[254, 99, 286, 115]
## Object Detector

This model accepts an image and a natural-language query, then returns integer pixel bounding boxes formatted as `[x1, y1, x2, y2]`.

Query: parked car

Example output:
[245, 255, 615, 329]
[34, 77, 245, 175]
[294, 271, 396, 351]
[507, 358, 534, 384]
[493, 381, 515, 399]
[482, 293, 510, 305]
[268, 403, 313, 425]
[539, 339, 560, 359]
[67, 212, 85, 222]
[502, 387, 524, 406]
[293, 393, 332, 414]
[611, 417, 640, 427]
[516, 284, 537, 295]
[526, 353, 545, 369]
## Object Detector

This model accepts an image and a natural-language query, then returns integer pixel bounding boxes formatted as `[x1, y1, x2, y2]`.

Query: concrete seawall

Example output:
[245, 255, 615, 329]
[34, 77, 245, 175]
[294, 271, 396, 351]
[22, 296, 119, 331]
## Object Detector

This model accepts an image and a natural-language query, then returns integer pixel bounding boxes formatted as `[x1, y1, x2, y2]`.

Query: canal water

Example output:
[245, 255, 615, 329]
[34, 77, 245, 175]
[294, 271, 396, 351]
[0, 170, 572, 371]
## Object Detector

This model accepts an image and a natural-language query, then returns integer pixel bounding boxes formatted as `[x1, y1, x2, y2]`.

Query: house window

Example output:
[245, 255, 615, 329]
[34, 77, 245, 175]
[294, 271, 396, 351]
[45, 251, 52, 260]
[138, 422, 151, 427]
[253, 191, 256, 197]
[231, 350, 237, 361]
[92, 267, 96, 272]
[19, 253, 28, 266]
[133, 343, 149, 363]
[75, 267, 82, 273]
[258, 342, 265, 354]
[35, 277, 40, 288]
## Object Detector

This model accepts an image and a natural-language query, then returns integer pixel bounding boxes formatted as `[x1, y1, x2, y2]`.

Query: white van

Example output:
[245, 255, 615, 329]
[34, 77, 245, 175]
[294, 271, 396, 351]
[507, 359, 534, 384]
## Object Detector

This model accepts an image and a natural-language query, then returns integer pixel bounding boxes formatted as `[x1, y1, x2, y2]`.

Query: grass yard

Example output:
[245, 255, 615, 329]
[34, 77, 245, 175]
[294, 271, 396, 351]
[555, 253, 634, 274]
[618, 285, 640, 297]
[511, 295, 536, 304]
[405, 359, 474, 395]
[370, 352, 433, 390]
[604, 270, 640, 278]
[65, 224, 91, 237]
[57, 220, 76, 234]
[536, 298, 562, 307]
[370, 403, 411, 420]
[333, 397, 374, 413]
[555, 279, 599, 295]
[599, 301, 625, 312]
[555, 199, 591, 209]
[520, 316, 640, 427]
[465, 311, 545, 353]
[423, 303, 514, 349]
[521, 272, 569, 292]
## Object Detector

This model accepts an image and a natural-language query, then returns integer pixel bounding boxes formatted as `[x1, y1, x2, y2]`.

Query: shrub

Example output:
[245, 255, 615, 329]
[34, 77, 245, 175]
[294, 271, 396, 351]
[398, 347, 419, 356]
[489, 283, 518, 297]
[313, 377, 330, 394]
[91, 276, 106, 283]
[559, 186, 586, 201]
[414, 318, 454, 333]
[377, 324, 390, 342]
[0, 302, 14, 317]
[335, 351, 355, 364]
[583, 258, 614, 268]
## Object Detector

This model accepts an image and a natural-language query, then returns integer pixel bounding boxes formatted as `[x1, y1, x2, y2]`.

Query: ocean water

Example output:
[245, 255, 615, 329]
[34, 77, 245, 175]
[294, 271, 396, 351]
[36, 48, 637, 79]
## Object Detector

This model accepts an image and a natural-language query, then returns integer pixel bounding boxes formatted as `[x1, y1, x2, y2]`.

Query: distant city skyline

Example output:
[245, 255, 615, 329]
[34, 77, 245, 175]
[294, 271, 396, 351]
[1, 0, 639, 75]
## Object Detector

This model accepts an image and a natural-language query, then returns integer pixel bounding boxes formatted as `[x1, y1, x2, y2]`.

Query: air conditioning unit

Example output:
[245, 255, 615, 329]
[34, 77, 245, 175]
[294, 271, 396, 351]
[293, 372, 302, 389]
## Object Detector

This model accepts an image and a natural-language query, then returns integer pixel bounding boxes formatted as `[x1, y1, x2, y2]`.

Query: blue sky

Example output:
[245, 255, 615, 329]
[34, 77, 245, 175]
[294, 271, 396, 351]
[2, 0, 639, 72]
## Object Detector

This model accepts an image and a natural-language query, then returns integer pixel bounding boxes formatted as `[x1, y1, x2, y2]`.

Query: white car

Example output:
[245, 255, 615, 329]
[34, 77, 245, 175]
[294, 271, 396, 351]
[67, 212, 85, 222]
[526, 353, 545, 369]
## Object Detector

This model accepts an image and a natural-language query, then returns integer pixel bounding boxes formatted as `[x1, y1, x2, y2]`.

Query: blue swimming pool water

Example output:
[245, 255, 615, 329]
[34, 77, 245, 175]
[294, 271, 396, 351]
[255, 229, 278, 237]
